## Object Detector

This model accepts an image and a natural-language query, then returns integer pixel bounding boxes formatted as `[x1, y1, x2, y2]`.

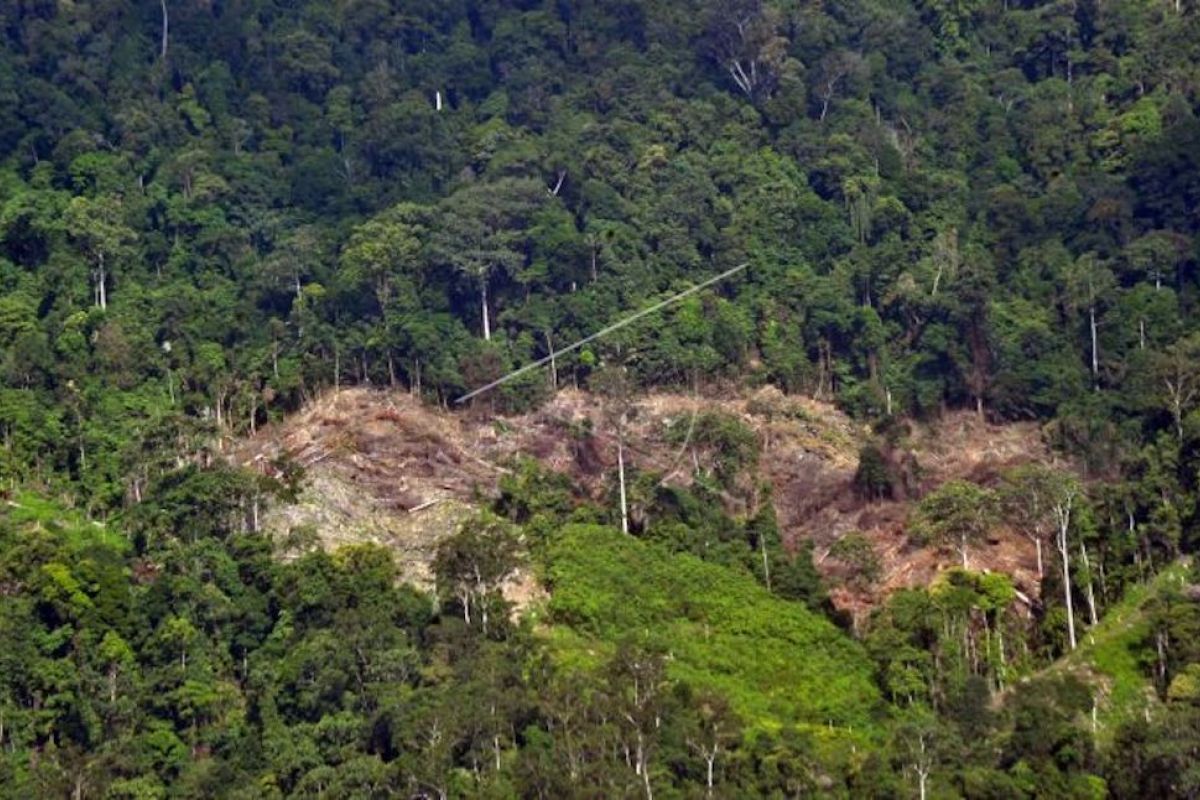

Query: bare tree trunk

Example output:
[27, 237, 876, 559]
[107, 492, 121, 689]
[97, 254, 108, 310]
[160, 0, 169, 60]
[638, 733, 653, 800]
[760, 533, 771, 591]
[1089, 305, 1099, 388]
[1080, 544, 1099, 627]
[547, 331, 558, 390]
[618, 422, 629, 535]
[1055, 501, 1077, 650]
[481, 280, 491, 341]
[916, 734, 930, 800]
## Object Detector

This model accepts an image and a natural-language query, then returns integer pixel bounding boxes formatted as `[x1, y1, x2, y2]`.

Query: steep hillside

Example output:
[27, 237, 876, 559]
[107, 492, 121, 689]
[234, 385, 1053, 612]
[1017, 560, 1192, 741]
[543, 524, 882, 738]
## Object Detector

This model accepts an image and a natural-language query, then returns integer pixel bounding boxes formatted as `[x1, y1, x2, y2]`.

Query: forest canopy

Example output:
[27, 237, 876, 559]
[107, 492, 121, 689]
[2, 0, 1200, 797]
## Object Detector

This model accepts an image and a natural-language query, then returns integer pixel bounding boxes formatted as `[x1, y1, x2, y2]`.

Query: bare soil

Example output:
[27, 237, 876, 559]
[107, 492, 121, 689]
[233, 386, 1054, 613]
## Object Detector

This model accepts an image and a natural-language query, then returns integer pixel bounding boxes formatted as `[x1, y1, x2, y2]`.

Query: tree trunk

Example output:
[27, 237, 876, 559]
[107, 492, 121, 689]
[160, 0, 169, 60]
[916, 734, 929, 800]
[1169, 387, 1185, 442]
[760, 532, 771, 591]
[481, 280, 491, 341]
[1089, 305, 1099, 388]
[547, 331, 558, 390]
[618, 426, 629, 535]
[1057, 518, 1077, 651]
[1034, 537, 1043, 579]
[97, 254, 108, 310]
[638, 733, 653, 800]
[1081, 544, 1099, 627]
[997, 622, 1006, 688]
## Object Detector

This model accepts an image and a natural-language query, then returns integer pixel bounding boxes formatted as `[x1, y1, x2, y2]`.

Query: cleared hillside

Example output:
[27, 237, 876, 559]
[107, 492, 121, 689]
[234, 386, 1052, 614]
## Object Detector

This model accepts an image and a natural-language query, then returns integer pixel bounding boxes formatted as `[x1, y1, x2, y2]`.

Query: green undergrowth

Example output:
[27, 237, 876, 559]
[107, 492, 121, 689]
[2, 491, 128, 554]
[1042, 561, 1189, 741]
[540, 524, 883, 745]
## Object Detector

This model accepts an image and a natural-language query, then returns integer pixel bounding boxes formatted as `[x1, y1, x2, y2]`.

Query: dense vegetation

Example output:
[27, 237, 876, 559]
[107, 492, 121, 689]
[3, 0, 1200, 796]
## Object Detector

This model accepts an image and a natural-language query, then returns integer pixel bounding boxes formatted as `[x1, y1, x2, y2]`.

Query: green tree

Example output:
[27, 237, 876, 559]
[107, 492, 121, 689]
[910, 480, 998, 570]
[63, 194, 137, 311]
[434, 178, 545, 341]
[433, 514, 522, 637]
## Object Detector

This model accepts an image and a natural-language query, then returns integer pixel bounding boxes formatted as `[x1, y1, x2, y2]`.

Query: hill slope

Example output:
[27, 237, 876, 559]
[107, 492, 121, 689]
[544, 524, 881, 734]
[236, 386, 1052, 613]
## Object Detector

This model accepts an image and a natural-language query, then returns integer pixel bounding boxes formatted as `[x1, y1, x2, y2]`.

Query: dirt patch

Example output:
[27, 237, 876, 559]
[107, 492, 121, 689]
[233, 387, 1054, 615]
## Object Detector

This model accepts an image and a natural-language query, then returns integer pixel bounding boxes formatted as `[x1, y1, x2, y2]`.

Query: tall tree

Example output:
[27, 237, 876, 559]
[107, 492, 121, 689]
[1063, 253, 1116, 390]
[999, 464, 1059, 579]
[1155, 333, 1200, 443]
[911, 480, 998, 570]
[64, 195, 137, 311]
[340, 204, 426, 314]
[435, 179, 545, 341]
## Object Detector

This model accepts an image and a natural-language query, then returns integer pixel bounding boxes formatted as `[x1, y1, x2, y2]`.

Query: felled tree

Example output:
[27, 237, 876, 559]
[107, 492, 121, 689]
[910, 480, 998, 570]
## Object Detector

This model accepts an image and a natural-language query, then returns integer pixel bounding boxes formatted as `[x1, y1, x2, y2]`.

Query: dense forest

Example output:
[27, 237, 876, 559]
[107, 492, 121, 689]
[3, 0, 1200, 796]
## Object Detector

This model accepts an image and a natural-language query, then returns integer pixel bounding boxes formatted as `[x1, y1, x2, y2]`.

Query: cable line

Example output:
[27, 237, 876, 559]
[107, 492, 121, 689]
[455, 262, 748, 404]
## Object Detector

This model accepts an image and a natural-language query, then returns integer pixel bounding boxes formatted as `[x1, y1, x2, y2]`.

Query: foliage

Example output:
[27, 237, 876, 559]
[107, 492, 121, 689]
[1, 0, 1200, 793]
[910, 480, 999, 570]
[543, 523, 879, 733]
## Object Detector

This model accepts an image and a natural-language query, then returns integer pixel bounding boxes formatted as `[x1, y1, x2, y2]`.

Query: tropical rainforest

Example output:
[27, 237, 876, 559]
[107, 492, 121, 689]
[2, 0, 1200, 797]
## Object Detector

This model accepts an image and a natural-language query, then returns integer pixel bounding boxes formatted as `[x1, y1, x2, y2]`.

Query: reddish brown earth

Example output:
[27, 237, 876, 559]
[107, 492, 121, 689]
[232, 385, 1054, 612]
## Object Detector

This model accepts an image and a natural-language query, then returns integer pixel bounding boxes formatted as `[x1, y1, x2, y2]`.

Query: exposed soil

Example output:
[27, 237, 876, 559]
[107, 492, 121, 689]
[233, 386, 1055, 614]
